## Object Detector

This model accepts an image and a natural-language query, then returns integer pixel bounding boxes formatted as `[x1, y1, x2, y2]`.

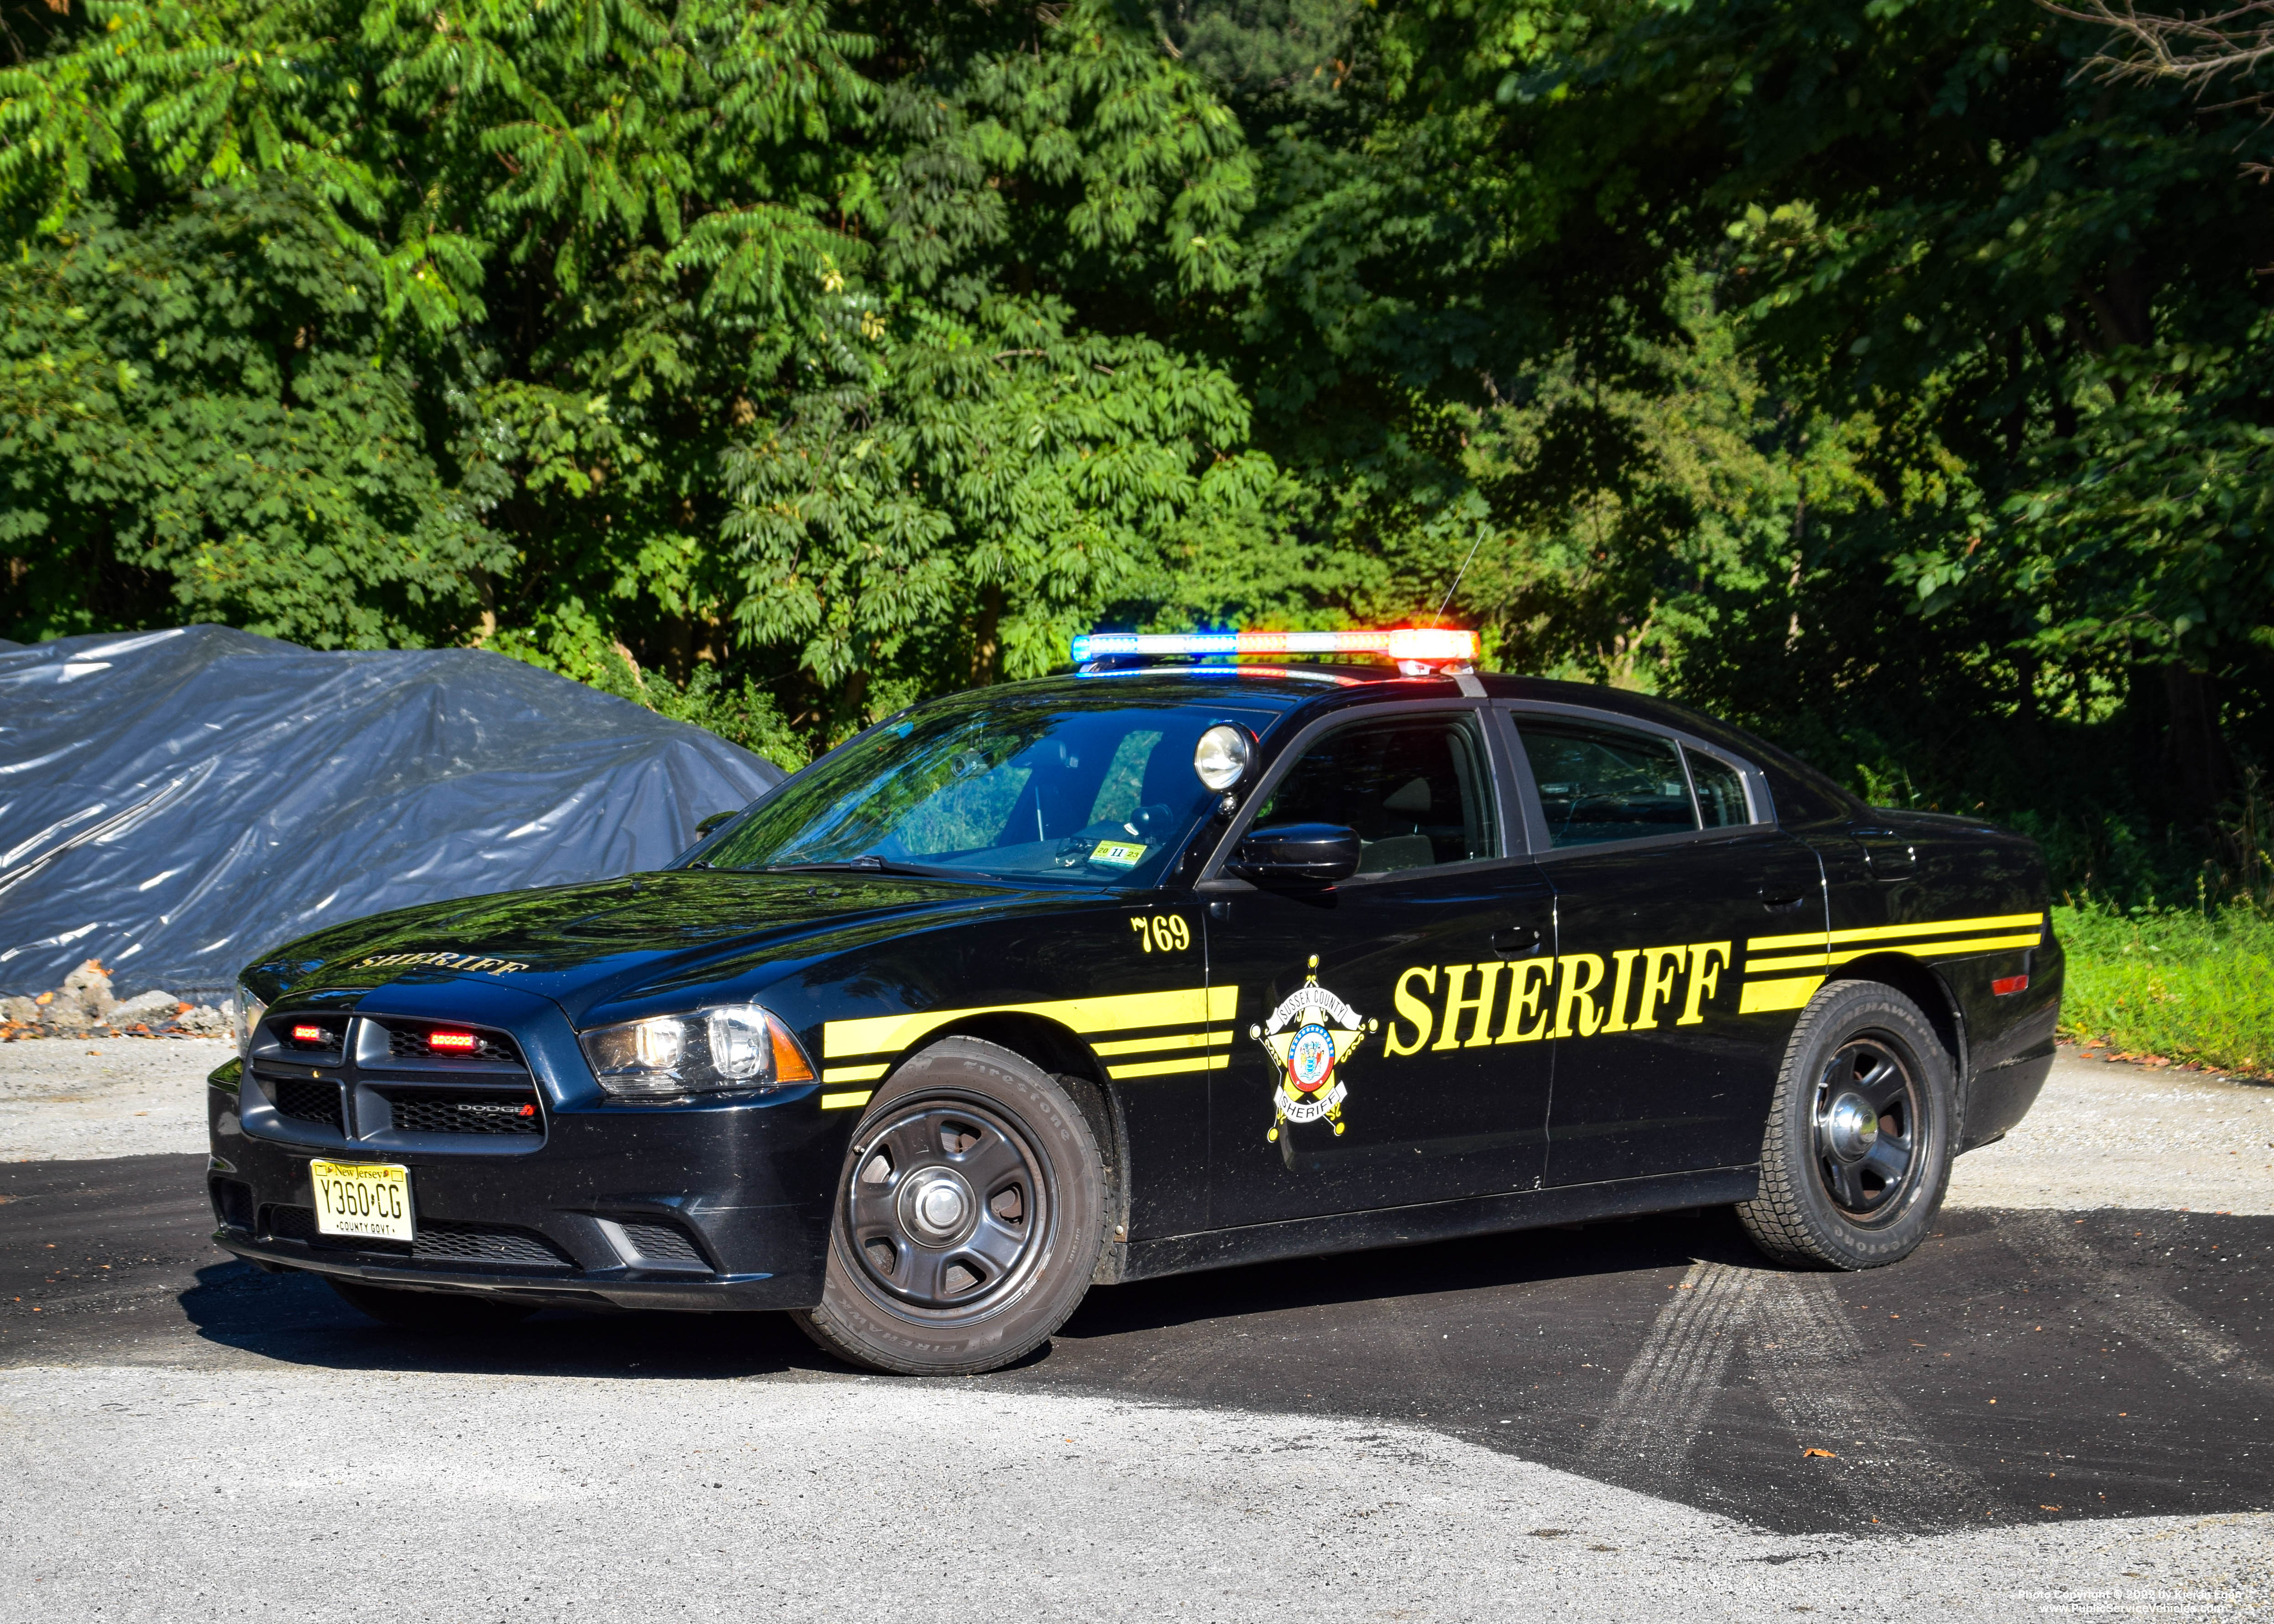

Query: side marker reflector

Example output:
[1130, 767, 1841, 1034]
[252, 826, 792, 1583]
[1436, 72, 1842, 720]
[1990, 974, 2029, 996]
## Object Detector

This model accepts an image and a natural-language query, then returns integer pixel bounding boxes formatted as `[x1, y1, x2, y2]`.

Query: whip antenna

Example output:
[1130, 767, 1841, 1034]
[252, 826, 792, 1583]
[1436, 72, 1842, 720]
[1432, 529, 1488, 627]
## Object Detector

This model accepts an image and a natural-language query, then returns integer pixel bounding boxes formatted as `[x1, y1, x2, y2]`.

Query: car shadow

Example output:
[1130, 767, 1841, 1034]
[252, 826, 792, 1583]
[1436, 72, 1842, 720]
[179, 1204, 1784, 1381]
[179, 1258, 838, 1380]
[1053, 1204, 1771, 1344]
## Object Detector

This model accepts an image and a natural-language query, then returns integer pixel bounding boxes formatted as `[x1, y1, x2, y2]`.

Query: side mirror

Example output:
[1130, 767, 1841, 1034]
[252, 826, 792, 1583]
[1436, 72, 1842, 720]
[694, 810, 740, 839]
[1228, 823, 1361, 885]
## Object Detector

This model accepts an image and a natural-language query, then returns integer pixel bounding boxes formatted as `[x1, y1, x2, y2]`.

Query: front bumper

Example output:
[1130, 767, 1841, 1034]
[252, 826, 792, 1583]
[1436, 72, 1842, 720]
[207, 1066, 842, 1313]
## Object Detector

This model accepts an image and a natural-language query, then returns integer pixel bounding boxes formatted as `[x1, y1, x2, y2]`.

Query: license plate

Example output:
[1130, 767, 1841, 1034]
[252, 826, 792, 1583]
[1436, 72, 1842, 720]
[309, 1160, 415, 1241]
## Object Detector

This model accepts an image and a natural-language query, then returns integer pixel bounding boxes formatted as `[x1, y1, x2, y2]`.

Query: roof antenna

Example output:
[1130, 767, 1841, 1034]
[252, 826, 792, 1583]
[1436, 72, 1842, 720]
[1431, 529, 1488, 627]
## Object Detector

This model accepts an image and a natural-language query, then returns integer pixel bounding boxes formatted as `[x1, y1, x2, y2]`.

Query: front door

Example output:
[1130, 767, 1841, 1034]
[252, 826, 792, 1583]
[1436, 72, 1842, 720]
[1202, 706, 1556, 1229]
[1503, 708, 1827, 1188]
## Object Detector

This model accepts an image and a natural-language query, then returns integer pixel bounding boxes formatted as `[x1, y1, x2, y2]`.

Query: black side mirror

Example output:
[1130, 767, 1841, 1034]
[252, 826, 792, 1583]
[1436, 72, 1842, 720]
[1228, 823, 1362, 885]
[694, 810, 739, 839]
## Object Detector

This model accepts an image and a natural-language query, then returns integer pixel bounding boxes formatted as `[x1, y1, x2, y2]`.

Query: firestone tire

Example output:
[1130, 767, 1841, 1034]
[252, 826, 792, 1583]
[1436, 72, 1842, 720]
[791, 1036, 1106, 1377]
[327, 1277, 536, 1332]
[1736, 978, 1958, 1271]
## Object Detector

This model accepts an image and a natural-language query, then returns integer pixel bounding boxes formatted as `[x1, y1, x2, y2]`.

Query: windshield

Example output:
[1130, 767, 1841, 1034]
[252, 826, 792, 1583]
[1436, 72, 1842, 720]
[694, 696, 1277, 887]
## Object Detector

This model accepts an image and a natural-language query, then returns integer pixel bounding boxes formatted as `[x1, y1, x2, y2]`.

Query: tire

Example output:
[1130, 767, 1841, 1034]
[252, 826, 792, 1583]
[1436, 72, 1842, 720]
[791, 1036, 1106, 1376]
[1736, 978, 1957, 1271]
[327, 1277, 536, 1332]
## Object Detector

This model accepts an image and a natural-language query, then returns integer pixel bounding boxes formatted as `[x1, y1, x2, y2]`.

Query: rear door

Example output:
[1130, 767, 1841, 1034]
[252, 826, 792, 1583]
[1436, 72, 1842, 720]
[1500, 706, 1827, 1188]
[1200, 703, 1556, 1228]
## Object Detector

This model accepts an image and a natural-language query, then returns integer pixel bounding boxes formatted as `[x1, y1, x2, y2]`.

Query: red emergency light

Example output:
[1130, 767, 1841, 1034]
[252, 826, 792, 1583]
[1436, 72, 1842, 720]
[1072, 627, 1478, 668]
[290, 1023, 324, 1043]
[427, 1029, 480, 1054]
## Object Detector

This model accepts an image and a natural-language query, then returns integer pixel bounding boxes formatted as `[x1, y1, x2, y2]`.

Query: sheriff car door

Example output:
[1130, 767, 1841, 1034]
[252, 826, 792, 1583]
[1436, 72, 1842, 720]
[1199, 704, 1554, 1229]
[1503, 705, 1827, 1188]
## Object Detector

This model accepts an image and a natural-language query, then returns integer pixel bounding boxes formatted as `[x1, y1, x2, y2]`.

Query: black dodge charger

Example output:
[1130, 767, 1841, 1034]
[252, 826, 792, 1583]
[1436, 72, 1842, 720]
[209, 630, 2062, 1375]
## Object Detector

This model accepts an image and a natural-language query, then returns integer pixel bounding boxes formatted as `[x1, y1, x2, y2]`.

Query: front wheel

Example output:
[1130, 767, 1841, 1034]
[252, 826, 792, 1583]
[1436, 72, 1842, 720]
[791, 1037, 1106, 1376]
[1736, 979, 1957, 1270]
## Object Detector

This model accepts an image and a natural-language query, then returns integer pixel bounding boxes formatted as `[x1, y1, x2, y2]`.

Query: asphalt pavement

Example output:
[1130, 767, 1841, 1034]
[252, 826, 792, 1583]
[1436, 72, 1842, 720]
[2, 1150, 2265, 1539]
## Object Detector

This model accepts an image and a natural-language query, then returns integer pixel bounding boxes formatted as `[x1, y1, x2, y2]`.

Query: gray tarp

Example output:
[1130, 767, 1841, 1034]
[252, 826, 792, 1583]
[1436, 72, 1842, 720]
[0, 626, 785, 997]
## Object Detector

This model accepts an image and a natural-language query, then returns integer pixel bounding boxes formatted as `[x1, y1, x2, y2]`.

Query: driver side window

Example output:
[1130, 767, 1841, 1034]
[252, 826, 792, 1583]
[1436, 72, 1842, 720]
[1248, 713, 1499, 876]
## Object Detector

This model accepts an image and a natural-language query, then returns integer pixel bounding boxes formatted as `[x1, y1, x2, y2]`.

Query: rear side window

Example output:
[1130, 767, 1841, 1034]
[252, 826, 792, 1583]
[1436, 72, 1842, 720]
[1516, 717, 1762, 845]
[1687, 748, 1753, 827]
[1249, 713, 1499, 875]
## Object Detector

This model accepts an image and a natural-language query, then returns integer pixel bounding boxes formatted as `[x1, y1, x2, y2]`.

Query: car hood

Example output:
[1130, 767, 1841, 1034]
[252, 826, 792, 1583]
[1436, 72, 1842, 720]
[242, 870, 1075, 1025]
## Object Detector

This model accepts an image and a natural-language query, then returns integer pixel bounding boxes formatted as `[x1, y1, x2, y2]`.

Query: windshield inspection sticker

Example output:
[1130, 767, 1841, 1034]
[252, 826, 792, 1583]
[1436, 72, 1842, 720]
[1252, 956, 1377, 1142]
[1090, 840, 1147, 868]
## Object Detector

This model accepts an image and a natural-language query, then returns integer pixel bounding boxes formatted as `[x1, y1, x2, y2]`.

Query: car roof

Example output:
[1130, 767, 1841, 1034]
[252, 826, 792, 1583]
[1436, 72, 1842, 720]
[975, 664, 1862, 825]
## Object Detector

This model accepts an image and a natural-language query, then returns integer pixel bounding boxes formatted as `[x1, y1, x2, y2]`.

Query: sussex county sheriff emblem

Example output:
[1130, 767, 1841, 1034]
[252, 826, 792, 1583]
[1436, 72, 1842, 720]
[1250, 955, 1378, 1142]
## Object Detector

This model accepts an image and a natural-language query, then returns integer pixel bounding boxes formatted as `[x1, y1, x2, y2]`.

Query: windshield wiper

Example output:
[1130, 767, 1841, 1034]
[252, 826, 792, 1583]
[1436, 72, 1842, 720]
[758, 856, 965, 879]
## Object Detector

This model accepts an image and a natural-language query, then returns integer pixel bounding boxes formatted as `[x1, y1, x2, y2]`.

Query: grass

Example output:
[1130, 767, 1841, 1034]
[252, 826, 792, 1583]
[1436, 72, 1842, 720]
[2052, 899, 2274, 1078]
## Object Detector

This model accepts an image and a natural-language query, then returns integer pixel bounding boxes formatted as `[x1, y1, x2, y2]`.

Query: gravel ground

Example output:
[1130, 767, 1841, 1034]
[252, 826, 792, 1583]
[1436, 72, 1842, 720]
[1946, 1055, 2274, 1215]
[0, 1363, 2264, 1624]
[0, 1037, 230, 1163]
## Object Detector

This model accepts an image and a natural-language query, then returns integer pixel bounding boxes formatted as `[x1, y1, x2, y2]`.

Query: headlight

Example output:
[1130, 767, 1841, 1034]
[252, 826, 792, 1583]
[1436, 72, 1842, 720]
[578, 1004, 815, 1099]
[234, 985, 267, 1059]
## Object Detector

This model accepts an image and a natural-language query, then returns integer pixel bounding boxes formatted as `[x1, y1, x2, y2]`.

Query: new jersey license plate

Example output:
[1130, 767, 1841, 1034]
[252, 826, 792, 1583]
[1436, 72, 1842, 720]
[309, 1160, 415, 1241]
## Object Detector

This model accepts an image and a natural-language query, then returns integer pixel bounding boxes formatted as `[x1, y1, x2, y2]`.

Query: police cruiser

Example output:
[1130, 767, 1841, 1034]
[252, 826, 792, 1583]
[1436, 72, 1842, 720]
[209, 628, 2061, 1375]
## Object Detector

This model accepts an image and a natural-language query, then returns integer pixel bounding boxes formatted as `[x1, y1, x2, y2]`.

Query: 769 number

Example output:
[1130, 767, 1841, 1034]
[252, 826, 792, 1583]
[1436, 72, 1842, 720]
[1130, 914, 1192, 954]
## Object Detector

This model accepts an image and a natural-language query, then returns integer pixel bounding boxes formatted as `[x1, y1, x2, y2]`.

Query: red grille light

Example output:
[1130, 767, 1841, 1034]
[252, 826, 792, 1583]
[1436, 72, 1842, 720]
[290, 1023, 324, 1043]
[427, 1029, 480, 1053]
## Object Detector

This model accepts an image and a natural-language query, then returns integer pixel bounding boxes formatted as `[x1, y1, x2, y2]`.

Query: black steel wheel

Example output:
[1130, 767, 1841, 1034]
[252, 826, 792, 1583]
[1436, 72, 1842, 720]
[1811, 1036, 1925, 1220]
[327, 1277, 536, 1333]
[792, 1036, 1105, 1376]
[1737, 980, 1956, 1270]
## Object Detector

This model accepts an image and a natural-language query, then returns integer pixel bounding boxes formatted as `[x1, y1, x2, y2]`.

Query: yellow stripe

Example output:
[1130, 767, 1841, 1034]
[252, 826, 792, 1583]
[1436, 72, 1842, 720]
[1092, 1029, 1233, 1056]
[1748, 929, 2043, 975]
[818, 1090, 874, 1110]
[1747, 911, 2041, 952]
[1739, 975, 1825, 1014]
[1105, 1053, 1232, 1080]
[1748, 926, 1833, 953]
[820, 1063, 890, 1084]
[823, 986, 1236, 1061]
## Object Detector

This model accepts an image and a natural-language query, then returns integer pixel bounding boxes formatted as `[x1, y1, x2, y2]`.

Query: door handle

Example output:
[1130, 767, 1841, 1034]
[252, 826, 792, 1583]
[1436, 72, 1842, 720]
[1491, 926, 1544, 958]
[1758, 887, 1810, 912]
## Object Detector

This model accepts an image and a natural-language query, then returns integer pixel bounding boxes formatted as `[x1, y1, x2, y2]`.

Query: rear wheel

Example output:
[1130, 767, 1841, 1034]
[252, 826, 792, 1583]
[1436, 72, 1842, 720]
[792, 1036, 1105, 1376]
[327, 1277, 536, 1333]
[1736, 979, 1957, 1270]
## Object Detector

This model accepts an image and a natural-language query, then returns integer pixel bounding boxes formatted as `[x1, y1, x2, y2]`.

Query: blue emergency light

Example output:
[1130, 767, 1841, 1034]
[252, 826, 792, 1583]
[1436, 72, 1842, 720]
[1071, 628, 1478, 665]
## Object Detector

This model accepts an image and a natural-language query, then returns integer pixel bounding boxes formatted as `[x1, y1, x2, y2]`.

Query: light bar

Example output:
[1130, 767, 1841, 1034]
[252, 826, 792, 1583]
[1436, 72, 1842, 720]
[1072, 628, 1478, 664]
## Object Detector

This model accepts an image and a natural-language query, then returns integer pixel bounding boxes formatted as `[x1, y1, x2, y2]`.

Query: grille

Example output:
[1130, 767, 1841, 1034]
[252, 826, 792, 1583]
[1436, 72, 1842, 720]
[382, 1091, 543, 1136]
[413, 1221, 572, 1267]
[383, 1022, 522, 1064]
[261, 1203, 317, 1242]
[271, 1077, 345, 1134]
[259, 1204, 565, 1267]
[619, 1220, 705, 1266]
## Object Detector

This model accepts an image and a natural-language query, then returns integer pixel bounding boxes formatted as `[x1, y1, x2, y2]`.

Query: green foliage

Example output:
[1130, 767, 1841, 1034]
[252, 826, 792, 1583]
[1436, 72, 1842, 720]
[2053, 898, 2274, 1076]
[1, 0, 2268, 889]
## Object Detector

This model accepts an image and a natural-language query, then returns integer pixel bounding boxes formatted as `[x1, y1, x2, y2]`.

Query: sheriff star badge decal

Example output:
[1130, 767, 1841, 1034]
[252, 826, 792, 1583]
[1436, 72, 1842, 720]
[1251, 955, 1378, 1142]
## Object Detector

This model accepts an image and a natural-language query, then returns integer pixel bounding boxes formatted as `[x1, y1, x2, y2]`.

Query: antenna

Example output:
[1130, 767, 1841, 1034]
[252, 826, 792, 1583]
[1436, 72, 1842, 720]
[1433, 529, 1488, 627]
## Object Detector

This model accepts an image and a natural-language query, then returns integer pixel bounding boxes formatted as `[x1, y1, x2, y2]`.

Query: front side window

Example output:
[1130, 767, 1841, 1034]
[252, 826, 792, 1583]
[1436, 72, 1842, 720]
[699, 698, 1275, 886]
[1246, 713, 1499, 876]
[1515, 716, 1760, 846]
